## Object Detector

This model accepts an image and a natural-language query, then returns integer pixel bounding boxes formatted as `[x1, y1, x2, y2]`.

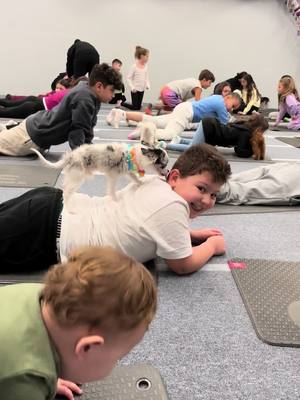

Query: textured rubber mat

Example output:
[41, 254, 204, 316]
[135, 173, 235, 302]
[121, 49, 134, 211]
[167, 149, 273, 162]
[229, 258, 300, 347]
[206, 203, 300, 215]
[55, 364, 169, 399]
[276, 137, 300, 148]
[0, 164, 61, 187]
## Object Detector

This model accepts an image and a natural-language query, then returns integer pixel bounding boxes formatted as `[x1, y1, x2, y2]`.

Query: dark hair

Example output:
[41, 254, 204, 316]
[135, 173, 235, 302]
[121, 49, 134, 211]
[170, 144, 231, 185]
[135, 46, 149, 59]
[57, 78, 73, 89]
[89, 63, 123, 90]
[112, 58, 122, 65]
[232, 113, 269, 135]
[241, 74, 261, 104]
[236, 71, 247, 80]
[199, 69, 215, 82]
[213, 81, 231, 95]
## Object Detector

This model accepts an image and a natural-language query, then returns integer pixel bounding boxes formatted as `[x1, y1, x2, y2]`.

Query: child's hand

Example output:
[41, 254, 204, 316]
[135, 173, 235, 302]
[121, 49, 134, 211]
[207, 235, 226, 255]
[56, 378, 83, 400]
[191, 228, 223, 243]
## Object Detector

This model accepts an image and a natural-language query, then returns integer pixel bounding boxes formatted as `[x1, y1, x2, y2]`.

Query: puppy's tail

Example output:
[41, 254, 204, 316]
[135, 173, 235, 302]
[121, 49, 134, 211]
[30, 148, 66, 169]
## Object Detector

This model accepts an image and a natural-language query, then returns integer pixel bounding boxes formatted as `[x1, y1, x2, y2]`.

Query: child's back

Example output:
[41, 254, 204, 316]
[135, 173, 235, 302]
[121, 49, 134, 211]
[0, 283, 58, 399]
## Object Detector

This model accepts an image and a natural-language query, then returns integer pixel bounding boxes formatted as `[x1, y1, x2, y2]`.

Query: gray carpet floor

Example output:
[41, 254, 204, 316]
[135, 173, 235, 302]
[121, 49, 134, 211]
[1, 105, 300, 399]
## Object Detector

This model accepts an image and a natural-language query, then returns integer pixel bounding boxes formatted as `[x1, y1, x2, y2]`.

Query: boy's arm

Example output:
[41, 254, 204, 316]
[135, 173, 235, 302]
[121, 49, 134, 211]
[217, 102, 230, 125]
[193, 87, 202, 101]
[0, 375, 51, 400]
[68, 97, 95, 149]
[165, 235, 226, 275]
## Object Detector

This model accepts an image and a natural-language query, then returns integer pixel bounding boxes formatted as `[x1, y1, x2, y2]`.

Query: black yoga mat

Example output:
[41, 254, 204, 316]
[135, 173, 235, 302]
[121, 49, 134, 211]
[276, 137, 300, 148]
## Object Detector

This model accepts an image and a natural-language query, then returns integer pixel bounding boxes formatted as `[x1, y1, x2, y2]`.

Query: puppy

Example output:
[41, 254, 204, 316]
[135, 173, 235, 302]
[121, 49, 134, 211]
[250, 130, 265, 160]
[31, 122, 169, 206]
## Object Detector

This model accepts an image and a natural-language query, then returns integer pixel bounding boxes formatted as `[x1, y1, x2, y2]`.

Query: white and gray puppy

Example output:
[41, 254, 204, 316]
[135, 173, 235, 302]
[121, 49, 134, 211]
[31, 122, 169, 206]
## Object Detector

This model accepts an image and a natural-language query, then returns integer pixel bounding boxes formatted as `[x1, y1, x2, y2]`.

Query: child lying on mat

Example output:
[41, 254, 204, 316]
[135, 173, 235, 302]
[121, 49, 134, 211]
[0, 246, 157, 400]
[162, 113, 268, 160]
[0, 64, 122, 156]
[0, 144, 230, 275]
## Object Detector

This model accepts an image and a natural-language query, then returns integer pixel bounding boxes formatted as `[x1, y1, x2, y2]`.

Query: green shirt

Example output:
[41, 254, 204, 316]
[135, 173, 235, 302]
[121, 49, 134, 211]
[0, 283, 60, 400]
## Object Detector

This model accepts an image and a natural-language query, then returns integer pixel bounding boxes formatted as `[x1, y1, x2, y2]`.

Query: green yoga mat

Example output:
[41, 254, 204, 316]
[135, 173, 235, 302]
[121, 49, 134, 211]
[276, 137, 300, 148]
[0, 164, 61, 187]
[55, 364, 169, 400]
[229, 258, 300, 347]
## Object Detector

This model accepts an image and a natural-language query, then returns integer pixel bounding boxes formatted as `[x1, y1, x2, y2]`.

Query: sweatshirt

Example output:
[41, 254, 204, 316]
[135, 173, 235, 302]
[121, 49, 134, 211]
[26, 83, 100, 150]
[202, 117, 253, 158]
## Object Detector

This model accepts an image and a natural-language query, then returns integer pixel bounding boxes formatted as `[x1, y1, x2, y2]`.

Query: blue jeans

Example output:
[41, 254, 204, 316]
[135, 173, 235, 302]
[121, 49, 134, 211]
[166, 121, 205, 151]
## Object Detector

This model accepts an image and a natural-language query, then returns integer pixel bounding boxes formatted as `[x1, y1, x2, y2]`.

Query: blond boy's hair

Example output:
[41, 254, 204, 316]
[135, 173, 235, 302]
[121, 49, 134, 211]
[41, 246, 157, 333]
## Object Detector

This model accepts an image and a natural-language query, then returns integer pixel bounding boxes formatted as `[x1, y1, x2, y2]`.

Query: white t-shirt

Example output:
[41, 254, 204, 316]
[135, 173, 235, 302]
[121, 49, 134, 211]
[167, 78, 201, 101]
[59, 177, 192, 263]
[127, 63, 150, 92]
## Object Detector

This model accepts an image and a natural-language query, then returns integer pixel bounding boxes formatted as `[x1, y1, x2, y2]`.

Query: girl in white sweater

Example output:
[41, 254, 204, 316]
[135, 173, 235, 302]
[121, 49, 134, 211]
[122, 45, 150, 110]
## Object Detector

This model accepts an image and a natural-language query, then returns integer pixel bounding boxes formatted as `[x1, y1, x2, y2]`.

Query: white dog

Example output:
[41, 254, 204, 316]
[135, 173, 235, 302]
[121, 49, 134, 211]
[31, 122, 169, 206]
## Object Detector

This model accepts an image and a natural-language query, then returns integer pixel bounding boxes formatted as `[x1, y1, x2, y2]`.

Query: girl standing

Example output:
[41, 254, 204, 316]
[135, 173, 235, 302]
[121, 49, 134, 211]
[275, 76, 300, 130]
[122, 46, 150, 110]
[240, 74, 261, 115]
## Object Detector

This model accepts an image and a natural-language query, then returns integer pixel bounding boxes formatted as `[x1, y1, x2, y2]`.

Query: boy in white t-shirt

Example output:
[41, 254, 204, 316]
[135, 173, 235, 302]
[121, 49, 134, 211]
[0, 144, 231, 275]
[159, 69, 215, 110]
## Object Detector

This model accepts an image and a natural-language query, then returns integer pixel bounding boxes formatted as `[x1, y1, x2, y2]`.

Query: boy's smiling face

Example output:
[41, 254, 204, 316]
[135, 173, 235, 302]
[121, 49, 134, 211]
[168, 170, 221, 218]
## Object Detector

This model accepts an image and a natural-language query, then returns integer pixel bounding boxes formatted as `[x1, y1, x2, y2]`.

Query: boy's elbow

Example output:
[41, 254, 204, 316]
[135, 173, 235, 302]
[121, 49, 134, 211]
[165, 257, 199, 275]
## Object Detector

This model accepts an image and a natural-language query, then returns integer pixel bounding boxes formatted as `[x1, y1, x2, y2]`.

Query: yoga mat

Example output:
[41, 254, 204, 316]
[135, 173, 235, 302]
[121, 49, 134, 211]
[276, 137, 300, 148]
[0, 260, 157, 285]
[55, 364, 169, 399]
[229, 258, 300, 347]
[0, 154, 37, 161]
[206, 203, 300, 215]
[0, 164, 61, 187]
[167, 149, 273, 163]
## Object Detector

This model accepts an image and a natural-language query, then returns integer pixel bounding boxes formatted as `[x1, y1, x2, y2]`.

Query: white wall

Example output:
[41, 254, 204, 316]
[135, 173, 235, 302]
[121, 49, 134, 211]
[1, 0, 300, 106]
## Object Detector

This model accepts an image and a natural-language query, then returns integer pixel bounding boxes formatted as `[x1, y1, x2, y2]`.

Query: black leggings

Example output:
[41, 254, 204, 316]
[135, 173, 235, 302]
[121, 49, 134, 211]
[0, 187, 63, 272]
[122, 91, 144, 110]
[0, 96, 44, 118]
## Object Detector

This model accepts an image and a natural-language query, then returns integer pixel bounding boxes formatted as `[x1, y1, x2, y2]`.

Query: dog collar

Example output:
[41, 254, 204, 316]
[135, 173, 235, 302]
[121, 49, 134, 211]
[127, 145, 145, 177]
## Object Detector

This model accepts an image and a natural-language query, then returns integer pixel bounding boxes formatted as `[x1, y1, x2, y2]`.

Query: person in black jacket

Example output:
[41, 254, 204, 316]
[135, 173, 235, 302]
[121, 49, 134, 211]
[0, 64, 122, 156]
[162, 113, 269, 158]
[66, 39, 100, 79]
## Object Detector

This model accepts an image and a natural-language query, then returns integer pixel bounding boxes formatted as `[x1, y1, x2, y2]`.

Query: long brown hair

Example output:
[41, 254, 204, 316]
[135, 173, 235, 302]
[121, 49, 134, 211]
[242, 74, 261, 104]
[278, 76, 300, 104]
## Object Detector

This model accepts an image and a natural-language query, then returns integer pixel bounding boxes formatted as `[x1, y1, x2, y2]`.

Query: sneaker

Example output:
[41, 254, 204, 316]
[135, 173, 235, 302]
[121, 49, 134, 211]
[106, 108, 125, 128]
[128, 127, 141, 140]
[170, 135, 181, 144]
[157, 140, 167, 149]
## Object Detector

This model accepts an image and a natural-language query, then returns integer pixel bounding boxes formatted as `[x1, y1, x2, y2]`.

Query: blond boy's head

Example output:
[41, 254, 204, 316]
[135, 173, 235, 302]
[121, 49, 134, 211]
[42, 246, 157, 382]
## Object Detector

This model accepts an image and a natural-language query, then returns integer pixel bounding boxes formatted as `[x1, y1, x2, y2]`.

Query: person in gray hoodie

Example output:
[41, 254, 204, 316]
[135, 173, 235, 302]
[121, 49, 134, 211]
[0, 63, 122, 156]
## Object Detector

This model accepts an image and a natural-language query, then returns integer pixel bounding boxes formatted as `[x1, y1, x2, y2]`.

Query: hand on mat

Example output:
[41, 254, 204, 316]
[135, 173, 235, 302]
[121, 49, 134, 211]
[207, 235, 226, 255]
[191, 228, 223, 243]
[56, 378, 83, 400]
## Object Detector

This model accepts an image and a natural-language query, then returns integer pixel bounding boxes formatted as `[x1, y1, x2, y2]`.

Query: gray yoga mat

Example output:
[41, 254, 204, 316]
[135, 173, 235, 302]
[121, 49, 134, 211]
[167, 149, 273, 163]
[0, 154, 37, 161]
[55, 364, 169, 400]
[206, 203, 300, 215]
[276, 137, 300, 148]
[0, 164, 61, 187]
[229, 258, 300, 347]
[0, 260, 157, 285]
